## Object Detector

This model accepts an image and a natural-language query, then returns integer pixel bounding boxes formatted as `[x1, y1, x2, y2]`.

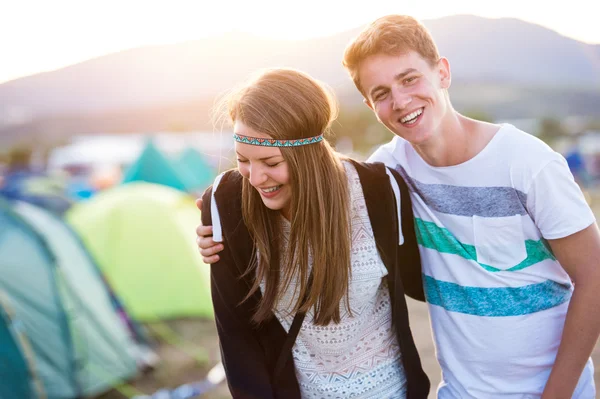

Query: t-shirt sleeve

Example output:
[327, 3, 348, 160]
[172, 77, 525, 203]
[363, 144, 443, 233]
[526, 156, 596, 240]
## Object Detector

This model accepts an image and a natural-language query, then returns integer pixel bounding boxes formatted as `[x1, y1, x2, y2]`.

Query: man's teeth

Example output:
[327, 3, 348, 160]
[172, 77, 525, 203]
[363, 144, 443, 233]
[400, 108, 423, 124]
[262, 185, 281, 193]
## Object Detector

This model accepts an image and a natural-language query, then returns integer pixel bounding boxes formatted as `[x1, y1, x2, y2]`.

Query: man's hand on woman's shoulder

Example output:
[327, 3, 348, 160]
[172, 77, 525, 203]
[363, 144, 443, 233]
[196, 198, 225, 264]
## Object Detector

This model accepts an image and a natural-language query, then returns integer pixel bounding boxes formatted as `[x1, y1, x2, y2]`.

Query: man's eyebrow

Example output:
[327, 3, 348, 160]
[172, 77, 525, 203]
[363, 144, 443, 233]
[395, 68, 418, 80]
[369, 68, 418, 97]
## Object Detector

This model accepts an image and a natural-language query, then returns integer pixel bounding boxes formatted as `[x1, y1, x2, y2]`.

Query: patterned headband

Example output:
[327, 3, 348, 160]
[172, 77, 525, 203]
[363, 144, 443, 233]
[233, 133, 323, 147]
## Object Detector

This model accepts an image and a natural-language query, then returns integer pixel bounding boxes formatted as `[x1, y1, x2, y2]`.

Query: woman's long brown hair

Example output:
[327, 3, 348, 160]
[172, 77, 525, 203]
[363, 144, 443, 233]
[220, 68, 351, 325]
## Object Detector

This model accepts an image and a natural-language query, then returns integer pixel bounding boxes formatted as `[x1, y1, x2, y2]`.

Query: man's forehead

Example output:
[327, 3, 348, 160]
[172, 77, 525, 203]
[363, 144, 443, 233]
[360, 52, 428, 90]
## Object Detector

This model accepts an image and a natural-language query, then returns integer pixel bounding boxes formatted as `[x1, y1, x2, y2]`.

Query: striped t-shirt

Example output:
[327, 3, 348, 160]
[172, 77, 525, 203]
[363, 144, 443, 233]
[368, 124, 596, 398]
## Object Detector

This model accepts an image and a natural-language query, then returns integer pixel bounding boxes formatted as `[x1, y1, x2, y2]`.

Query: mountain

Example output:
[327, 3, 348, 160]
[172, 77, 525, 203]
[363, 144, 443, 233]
[0, 30, 359, 120]
[426, 15, 600, 85]
[1, 15, 599, 144]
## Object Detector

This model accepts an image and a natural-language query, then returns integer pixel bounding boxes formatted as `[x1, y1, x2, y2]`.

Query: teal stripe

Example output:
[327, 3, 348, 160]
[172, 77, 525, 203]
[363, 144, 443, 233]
[414, 218, 555, 272]
[424, 275, 572, 317]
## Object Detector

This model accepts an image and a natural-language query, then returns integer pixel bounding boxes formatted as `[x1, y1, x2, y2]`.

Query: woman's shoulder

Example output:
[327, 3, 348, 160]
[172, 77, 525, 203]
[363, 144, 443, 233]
[218, 168, 244, 188]
[343, 158, 397, 188]
[200, 169, 244, 230]
[202, 169, 242, 198]
[343, 158, 409, 204]
[343, 157, 388, 176]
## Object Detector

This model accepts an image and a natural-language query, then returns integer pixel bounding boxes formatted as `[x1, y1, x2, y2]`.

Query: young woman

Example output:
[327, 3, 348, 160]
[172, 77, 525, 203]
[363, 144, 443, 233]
[201, 68, 429, 398]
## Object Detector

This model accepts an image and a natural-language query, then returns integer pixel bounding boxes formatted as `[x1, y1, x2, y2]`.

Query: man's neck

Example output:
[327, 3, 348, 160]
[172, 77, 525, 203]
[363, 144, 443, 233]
[413, 113, 499, 167]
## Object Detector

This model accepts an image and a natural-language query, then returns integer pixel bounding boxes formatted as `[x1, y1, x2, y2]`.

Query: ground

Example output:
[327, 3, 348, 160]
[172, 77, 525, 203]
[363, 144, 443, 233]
[98, 319, 231, 399]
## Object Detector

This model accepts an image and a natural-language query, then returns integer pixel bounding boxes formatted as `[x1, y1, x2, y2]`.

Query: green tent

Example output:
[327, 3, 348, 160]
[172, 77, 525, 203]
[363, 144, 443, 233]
[66, 182, 213, 321]
[0, 199, 139, 398]
[122, 139, 194, 192]
[174, 148, 216, 192]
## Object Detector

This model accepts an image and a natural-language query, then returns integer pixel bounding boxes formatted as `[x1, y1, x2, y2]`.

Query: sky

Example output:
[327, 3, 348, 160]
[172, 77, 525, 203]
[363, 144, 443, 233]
[1, 0, 598, 84]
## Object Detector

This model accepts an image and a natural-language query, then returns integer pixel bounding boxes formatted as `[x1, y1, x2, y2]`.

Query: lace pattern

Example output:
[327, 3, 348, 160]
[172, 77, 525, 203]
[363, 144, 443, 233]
[261, 163, 407, 398]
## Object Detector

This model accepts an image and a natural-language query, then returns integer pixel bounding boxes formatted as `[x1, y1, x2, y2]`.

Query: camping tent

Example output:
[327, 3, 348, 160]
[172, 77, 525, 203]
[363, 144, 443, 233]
[0, 199, 140, 398]
[0, 292, 44, 399]
[174, 148, 215, 192]
[0, 171, 72, 215]
[2, 190, 150, 351]
[66, 182, 213, 321]
[121, 140, 196, 192]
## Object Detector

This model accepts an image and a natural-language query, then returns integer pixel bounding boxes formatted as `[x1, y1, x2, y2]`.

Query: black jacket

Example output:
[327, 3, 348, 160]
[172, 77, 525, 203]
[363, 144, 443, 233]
[201, 160, 430, 399]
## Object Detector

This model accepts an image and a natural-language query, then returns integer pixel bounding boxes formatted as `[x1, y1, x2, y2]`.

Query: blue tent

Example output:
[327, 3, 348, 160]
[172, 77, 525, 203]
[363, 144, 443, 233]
[174, 148, 216, 192]
[0, 171, 72, 215]
[565, 147, 592, 187]
[0, 292, 43, 399]
[122, 139, 194, 192]
[0, 198, 142, 398]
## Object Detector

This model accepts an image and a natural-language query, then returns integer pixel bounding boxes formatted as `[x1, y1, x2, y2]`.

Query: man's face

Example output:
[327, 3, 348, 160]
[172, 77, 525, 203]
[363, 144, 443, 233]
[358, 51, 450, 146]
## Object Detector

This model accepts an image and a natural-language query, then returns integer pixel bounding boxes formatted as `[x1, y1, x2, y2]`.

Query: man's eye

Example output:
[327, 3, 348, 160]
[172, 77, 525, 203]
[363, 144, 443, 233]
[404, 76, 417, 84]
[237, 159, 248, 163]
[373, 91, 387, 101]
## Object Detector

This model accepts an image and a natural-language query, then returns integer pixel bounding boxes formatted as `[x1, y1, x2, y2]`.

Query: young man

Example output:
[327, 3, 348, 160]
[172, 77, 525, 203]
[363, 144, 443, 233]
[197, 15, 600, 398]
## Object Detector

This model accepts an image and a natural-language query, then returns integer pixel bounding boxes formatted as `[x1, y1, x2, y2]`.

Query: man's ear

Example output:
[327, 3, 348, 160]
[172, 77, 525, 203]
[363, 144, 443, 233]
[438, 57, 451, 89]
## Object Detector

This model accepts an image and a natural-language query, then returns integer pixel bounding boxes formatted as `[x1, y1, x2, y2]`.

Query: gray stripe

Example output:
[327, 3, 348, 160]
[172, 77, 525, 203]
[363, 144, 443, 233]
[395, 165, 528, 218]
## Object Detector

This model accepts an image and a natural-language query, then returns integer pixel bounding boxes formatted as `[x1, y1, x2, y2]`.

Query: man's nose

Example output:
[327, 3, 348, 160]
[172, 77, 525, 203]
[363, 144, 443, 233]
[392, 86, 412, 111]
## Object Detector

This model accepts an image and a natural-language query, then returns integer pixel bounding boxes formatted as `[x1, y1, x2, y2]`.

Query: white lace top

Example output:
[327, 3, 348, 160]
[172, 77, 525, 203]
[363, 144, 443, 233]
[260, 162, 407, 398]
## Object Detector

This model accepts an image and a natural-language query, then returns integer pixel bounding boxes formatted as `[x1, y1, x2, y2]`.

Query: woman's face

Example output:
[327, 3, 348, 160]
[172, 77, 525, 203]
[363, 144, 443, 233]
[234, 120, 292, 219]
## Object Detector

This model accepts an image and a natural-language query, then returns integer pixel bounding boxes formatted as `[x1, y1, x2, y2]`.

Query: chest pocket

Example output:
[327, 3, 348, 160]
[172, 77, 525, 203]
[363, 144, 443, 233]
[473, 214, 527, 271]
